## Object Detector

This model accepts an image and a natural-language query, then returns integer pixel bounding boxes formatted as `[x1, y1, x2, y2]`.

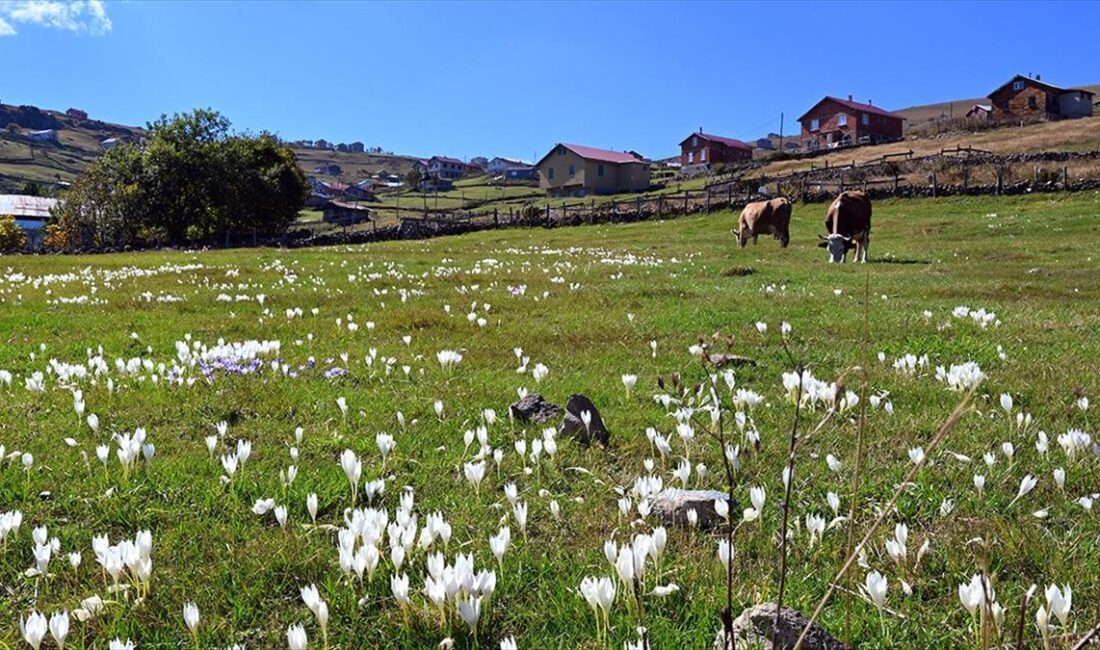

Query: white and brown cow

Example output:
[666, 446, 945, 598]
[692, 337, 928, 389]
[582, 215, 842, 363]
[819, 191, 872, 263]
[736, 197, 792, 249]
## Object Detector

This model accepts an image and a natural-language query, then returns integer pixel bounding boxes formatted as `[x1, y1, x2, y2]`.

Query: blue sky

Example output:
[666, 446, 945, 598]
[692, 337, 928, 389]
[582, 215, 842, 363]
[3, 1, 1099, 161]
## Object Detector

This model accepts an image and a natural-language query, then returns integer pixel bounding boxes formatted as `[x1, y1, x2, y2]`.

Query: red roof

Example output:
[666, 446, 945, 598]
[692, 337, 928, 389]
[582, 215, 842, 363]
[798, 96, 903, 122]
[680, 132, 752, 150]
[537, 143, 646, 167]
[430, 156, 465, 166]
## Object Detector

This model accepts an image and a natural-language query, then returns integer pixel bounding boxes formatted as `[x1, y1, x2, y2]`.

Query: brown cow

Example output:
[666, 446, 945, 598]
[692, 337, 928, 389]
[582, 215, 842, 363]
[736, 197, 791, 249]
[818, 191, 872, 263]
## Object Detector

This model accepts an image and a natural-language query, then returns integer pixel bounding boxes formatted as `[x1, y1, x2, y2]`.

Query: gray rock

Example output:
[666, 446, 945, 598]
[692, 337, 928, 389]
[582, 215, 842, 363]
[558, 394, 609, 446]
[509, 393, 562, 424]
[713, 603, 845, 650]
[651, 489, 735, 529]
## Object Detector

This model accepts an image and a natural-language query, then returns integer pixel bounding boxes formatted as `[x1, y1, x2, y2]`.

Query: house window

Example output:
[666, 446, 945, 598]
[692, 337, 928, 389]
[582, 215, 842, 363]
[810, 118, 819, 131]
[692, 136, 698, 147]
[548, 167, 554, 179]
[862, 113, 869, 125]
[700, 148, 706, 162]
[1013, 80, 1025, 91]
[568, 164, 575, 177]
[1028, 96, 1037, 109]
[597, 164, 604, 177]
[688, 151, 694, 163]
[838, 113, 847, 126]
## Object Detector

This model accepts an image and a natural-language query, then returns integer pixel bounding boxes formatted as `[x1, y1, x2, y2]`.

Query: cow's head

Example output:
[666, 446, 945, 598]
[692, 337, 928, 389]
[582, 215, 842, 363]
[818, 234, 850, 263]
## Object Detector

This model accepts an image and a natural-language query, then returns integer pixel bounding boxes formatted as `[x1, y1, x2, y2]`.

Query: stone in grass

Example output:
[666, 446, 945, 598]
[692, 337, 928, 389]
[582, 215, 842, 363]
[651, 488, 736, 529]
[509, 393, 562, 424]
[559, 394, 610, 446]
[708, 353, 758, 368]
[713, 603, 846, 650]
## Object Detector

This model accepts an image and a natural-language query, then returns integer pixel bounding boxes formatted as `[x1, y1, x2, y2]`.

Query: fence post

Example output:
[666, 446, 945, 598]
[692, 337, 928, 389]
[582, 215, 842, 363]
[706, 188, 711, 213]
[839, 174, 845, 192]
[893, 173, 899, 195]
[545, 203, 551, 223]
[658, 196, 663, 218]
[683, 191, 688, 214]
[931, 172, 938, 197]
[1034, 165, 1040, 184]
[494, 209, 498, 227]
[636, 197, 642, 220]
[727, 185, 732, 206]
[1062, 166, 1069, 190]
[800, 177, 806, 203]
[996, 168, 1003, 195]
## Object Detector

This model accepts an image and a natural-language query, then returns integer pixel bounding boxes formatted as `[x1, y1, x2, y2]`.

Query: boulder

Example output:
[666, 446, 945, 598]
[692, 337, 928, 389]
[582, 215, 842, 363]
[559, 394, 609, 446]
[651, 489, 735, 529]
[509, 393, 562, 424]
[713, 603, 845, 650]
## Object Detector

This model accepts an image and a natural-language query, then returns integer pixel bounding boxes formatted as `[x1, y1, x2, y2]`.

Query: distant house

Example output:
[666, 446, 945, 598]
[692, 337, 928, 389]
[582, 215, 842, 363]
[469, 156, 489, 169]
[336, 143, 349, 153]
[487, 157, 532, 175]
[679, 131, 753, 169]
[66, 108, 88, 120]
[343, 182, 376, 201]
[420, 177, 454, 192]
[348, 142, 365, 153]
[0, 194, 59, 249]
[322, 200, 372, 226]
[28, 129, 58, 143]
[505, 167, 538, 181]
[315, 139, 333, 150]
[755, 138, 775, 150]
[313, 163, 342, 176]
[428, 156, 466, 180]
[988, 74, 1094, 122]
[965, 104, 993, 121]
[535, 143, 651, 198]
[799, 96, 904, 150]
[320, 180, 350, 195]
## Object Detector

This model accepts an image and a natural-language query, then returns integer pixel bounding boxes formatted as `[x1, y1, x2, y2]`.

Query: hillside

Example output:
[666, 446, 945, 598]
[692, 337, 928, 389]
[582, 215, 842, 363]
[895, 83, 1100, 132]
[0, 103, 421, 193]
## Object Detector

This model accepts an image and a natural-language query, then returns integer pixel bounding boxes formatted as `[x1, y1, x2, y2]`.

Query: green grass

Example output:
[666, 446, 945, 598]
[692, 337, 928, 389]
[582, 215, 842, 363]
[2, 193, 1100, 648]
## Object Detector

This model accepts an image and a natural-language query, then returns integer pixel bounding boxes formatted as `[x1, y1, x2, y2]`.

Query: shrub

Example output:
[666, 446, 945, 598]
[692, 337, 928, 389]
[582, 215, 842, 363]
[0, 215, 27, 253]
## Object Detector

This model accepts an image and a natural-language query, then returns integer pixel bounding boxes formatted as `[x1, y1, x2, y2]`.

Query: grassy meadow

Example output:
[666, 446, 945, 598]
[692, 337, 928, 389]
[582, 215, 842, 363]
[2, 193, 1100, 648]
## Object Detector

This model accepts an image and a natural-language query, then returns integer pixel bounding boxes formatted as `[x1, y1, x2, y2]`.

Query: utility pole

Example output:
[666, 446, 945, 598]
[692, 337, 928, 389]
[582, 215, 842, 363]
[779, 112, 784, 151]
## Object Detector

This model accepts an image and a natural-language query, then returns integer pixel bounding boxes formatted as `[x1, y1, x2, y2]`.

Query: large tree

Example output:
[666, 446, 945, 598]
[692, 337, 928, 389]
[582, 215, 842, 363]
[54, 109, 308, 248]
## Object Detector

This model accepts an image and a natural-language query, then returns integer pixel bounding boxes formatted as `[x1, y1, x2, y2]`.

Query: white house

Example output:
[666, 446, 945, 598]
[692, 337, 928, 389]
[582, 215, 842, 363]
[487, 157, 533, 176]
[28, 130, 59, 143]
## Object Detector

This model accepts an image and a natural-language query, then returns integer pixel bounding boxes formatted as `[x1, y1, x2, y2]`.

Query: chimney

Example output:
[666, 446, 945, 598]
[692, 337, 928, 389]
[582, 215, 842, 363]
[699, 126, 703, 134]
[868, 99, 873, 106]
[848, 94, 853, 101]
[1036, 73, 1041, 81]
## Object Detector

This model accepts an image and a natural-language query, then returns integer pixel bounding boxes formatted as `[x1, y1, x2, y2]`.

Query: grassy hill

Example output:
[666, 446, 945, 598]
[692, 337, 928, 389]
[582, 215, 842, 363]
[0, 103, 422, 194]
[894, 83, 1100, 133]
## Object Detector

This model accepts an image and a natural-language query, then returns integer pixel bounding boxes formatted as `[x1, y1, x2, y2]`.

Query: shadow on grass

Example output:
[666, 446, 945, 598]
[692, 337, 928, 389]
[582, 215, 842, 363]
[871, 257, 930, 265]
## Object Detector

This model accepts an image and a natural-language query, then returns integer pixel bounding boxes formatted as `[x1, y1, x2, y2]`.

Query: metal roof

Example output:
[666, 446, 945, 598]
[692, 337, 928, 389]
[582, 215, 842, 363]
[537, 143, 646, 167]
[680, 132, 753, 150]
[798, 96, 904, 122]
[0, 195, 58, 219]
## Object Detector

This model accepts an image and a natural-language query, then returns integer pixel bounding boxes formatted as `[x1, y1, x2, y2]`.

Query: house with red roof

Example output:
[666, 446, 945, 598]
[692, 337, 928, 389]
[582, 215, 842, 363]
[679, 130, 753, 169]
[798, 96, 904, 151]
[535, 143, 651, 197]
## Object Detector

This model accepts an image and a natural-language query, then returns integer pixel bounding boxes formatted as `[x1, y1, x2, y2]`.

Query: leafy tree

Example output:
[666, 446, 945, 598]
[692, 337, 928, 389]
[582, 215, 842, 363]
[21, 181, 42, 196]
[405, 169, 423, 189]
[54, 109, 308, 248]
[0, 215, 27, 253]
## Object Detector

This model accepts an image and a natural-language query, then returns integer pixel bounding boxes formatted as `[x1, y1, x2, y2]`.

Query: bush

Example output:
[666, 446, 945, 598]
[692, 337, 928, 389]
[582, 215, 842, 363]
[42, 223, 72, 250]
[0, 215, 27, 253]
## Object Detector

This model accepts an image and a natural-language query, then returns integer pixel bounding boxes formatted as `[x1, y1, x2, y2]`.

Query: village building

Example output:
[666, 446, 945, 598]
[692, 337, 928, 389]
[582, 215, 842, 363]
[987, 74, 1094, 122]
[798, 96, 904, 150]
[322, 200, 372, 226]
[535, 143, 651, 198]
[0, 194, 58, 249]
[427, 156, 466, 180]
[679, 131, 754, 169]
